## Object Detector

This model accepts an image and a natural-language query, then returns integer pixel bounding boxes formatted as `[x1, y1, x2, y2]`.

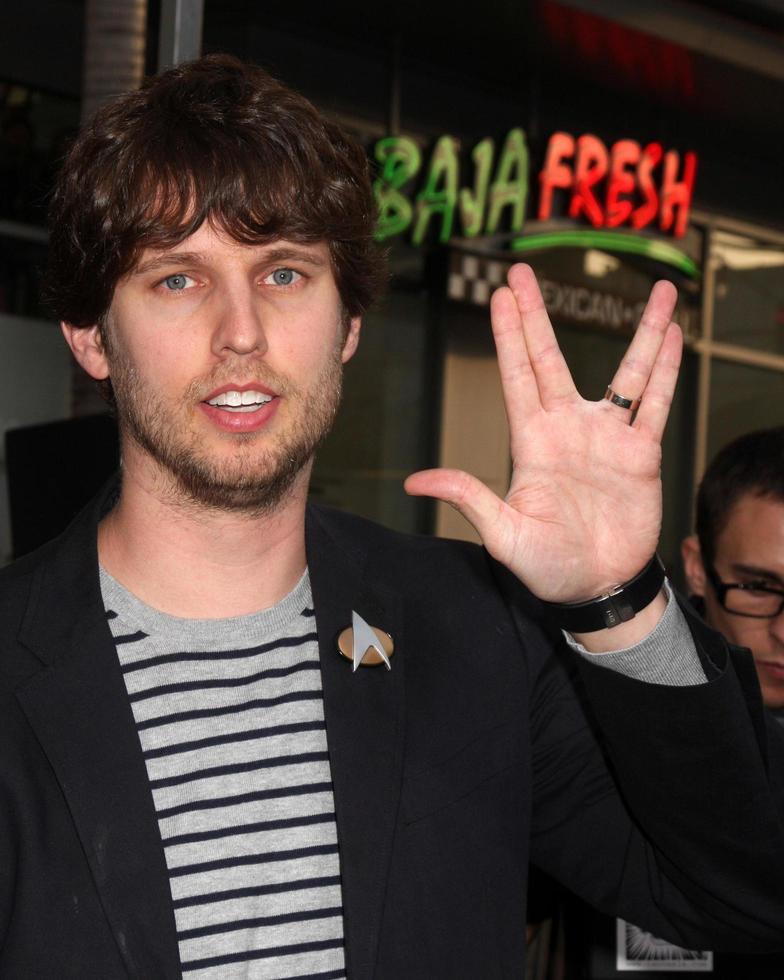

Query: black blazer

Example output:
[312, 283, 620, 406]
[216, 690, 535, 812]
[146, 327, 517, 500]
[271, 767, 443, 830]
[1, 488, 784, 978]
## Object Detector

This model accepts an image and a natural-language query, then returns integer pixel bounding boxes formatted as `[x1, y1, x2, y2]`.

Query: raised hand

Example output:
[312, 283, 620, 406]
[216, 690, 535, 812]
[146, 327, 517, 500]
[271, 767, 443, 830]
[405, 264, 682, 609]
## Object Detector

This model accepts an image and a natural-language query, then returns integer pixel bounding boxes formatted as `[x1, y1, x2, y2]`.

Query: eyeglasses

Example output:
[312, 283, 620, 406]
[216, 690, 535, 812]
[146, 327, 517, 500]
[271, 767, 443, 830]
[706, 564, 784, 619]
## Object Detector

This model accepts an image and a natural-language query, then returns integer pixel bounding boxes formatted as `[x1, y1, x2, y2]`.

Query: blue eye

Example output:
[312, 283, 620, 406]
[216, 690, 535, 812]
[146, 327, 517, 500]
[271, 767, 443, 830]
[268, 268, 300, 286]
[162, 274, 191, 291]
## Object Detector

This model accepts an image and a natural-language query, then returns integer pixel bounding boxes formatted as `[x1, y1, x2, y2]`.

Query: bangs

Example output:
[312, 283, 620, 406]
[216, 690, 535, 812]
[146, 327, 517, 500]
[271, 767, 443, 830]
[114, 121, 342, 274]
[45, 55, 385, 327]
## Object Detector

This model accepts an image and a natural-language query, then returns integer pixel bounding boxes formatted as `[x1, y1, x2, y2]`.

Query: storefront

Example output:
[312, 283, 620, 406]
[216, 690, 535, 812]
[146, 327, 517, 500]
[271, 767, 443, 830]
[260, 2, 784, 581]
[0, 0, 782, 576]
[305, 135, 783, 578]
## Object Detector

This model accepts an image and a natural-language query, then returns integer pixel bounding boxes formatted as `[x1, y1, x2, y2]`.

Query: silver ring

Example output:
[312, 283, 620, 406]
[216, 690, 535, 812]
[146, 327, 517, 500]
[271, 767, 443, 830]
[604, 386, 641, 412]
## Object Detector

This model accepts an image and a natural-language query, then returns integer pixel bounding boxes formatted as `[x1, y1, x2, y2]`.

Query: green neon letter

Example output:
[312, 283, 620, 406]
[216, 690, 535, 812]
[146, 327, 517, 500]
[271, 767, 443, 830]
[413, 135, 459, 245]
[486, 128, 529, 235]
[373, 137, 421, 242]
[458, 138, 495, 238]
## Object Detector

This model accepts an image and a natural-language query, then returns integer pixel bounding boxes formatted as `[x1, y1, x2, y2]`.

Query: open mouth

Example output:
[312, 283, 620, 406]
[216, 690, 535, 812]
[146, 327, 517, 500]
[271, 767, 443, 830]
[205, 390, 274, 413]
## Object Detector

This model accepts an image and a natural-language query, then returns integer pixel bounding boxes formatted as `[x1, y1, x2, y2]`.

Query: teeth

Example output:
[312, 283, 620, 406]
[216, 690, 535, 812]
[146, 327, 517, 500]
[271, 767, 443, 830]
[207, 390, 272, 408]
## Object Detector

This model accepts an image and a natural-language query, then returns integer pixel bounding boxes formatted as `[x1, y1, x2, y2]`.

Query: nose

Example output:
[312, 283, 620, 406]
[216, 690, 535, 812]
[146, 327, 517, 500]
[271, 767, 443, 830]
[210, 282, 268, 357]
[771, 606, 784, 647]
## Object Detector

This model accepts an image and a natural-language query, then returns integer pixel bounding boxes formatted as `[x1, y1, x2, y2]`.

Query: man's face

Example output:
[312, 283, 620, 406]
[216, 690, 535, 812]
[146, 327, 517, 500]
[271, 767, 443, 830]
[66, 223, 360, 514]
[683, 493, 784, 708]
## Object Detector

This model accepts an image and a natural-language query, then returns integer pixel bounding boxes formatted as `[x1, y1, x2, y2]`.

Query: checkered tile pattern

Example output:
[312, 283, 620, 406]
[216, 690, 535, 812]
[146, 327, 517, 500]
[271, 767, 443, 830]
[447, 251, 512, 306]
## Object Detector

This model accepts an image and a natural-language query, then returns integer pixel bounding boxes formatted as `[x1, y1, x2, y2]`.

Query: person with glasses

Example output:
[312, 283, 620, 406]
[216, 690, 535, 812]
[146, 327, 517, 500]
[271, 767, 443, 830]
[625, 425, 784, 980]
[676, 428, 784, 978]
[682, 427, 784, 717]
[534, 431, 784, 979]
[2, 57, 784, 978]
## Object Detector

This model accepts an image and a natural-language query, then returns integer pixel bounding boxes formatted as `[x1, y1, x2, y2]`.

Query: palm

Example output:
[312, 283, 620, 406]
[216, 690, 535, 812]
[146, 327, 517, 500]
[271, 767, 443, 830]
[405, 265, 681, 603]
[498, 400, 663, 600]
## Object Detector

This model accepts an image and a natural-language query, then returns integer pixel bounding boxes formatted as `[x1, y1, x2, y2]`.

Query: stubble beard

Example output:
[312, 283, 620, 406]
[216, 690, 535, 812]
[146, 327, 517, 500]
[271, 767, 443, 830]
[106, 345, 344, 517]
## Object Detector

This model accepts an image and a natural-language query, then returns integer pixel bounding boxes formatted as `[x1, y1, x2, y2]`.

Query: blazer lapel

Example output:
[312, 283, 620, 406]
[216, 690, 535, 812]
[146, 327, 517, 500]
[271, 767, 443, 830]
[306, 507, 406, 980]
[14, 500, 181, 979]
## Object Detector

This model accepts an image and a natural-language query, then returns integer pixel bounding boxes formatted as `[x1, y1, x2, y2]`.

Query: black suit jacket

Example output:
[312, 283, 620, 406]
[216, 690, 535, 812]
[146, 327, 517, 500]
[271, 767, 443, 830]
[1, 488, 784, 978]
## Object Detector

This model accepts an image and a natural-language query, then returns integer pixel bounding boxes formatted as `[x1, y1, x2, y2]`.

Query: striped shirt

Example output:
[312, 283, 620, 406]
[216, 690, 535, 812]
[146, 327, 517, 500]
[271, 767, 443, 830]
[101, 567, 347, 979]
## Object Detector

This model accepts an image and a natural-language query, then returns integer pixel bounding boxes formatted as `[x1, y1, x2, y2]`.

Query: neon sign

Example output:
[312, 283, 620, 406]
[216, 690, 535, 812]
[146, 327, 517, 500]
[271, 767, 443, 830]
[374, 129, 528, 245]
[373, 129, 697, 244]
[538, 134, 697, 238]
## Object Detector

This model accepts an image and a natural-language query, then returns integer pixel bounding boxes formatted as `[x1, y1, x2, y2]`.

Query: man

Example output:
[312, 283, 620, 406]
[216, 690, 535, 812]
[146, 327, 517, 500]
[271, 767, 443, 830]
[601, 430, 784, 979]
[681, 427, 784, 978]
[544, 430, 784, 979]
[683, 427, 784, 715]
[0, 55, 783, 979]
[608, 427, 784, 980]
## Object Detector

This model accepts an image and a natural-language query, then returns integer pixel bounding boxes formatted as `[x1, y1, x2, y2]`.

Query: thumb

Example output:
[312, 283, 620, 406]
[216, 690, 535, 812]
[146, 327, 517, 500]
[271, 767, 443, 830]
[404, 468, 512, 558]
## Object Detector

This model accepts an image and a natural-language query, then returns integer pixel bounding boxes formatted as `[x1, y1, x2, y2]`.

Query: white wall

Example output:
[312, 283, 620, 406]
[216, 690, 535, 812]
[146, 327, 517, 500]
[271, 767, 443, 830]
[0, 313, 72, 562]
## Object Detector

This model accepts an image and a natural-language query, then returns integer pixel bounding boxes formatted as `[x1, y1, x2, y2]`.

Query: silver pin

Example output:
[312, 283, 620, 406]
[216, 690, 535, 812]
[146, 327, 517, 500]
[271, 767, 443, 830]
[337, 611, 394, 671]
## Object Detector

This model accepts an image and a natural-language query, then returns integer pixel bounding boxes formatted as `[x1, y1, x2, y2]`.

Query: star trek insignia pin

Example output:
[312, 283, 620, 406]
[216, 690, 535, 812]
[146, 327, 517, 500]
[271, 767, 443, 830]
[337, 611, 394, 671]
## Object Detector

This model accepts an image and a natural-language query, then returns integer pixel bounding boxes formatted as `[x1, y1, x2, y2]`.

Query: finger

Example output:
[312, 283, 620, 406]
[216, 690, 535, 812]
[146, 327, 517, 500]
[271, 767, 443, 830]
[605, 280, 678, 417]
[633, 321, 683, 442]
[507, 263, 578, 409]
[490, 285, 540, 427]
[404, 468, 514, 561]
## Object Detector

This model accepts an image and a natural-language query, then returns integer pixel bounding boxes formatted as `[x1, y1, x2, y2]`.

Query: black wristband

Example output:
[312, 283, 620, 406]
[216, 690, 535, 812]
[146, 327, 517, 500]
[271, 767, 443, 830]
[543, 555, 666, 633]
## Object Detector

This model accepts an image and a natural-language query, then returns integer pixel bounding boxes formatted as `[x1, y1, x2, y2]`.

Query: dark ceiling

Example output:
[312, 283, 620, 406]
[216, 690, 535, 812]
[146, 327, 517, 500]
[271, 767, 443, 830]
[201, 0, 784, 140]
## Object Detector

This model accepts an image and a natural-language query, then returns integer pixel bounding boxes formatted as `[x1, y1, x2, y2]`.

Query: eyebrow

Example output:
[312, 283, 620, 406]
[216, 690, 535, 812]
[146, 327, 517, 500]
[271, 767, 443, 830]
[729, 563, 784, 587]
[134, 252, 204, 276]
[133, 245, 328, 277]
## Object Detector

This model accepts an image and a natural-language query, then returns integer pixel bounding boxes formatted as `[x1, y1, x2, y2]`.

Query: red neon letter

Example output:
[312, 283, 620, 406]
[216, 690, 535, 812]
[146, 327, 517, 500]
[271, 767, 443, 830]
[568, 134, 608, 228]
[631, 142, 663, 231]
[660, 150, 697, 238]
[538, 132, 575, 220]
[606, 139, 640, 228]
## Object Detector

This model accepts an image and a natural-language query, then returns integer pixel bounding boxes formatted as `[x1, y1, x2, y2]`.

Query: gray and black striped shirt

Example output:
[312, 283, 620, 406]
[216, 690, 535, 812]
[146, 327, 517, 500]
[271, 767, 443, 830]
[101, 567, 346, 980]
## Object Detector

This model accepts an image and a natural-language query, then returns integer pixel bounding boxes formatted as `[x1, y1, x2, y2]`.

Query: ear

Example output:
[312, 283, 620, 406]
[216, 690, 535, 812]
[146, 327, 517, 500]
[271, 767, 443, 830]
[60, 322, 110, 380]
[681, 535, 707, 597]
[341, 316, 362, 364]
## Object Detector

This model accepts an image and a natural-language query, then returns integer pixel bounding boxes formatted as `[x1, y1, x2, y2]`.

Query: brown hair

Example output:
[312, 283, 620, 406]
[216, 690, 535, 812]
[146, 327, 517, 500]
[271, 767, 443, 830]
[696, 426, 784, 565]
[44, 54, 386, 326]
